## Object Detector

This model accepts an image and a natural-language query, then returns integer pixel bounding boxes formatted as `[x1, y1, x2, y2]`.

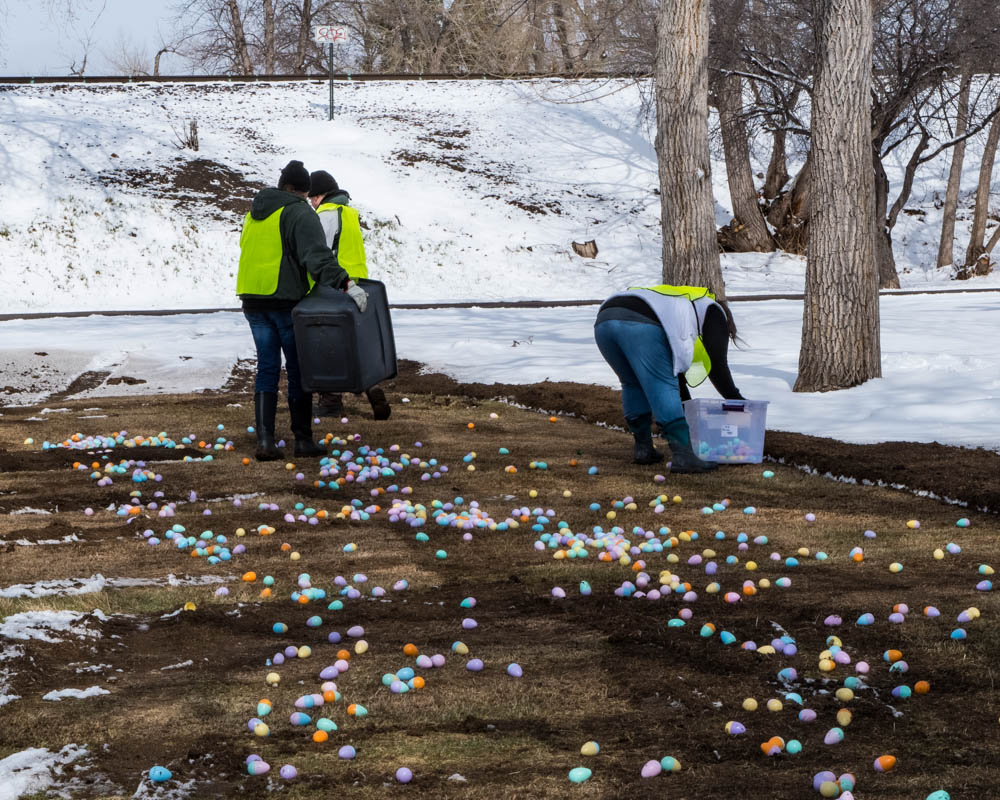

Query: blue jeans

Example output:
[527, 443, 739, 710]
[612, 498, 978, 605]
[594, 319, 685, 431]
[243, 309, 305, 401]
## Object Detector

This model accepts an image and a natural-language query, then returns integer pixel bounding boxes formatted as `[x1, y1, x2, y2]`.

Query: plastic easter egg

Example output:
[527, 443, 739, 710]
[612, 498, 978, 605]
[641, 759, 662, 778]
[857, 613, 875, 626]
[762, 470, 775, 478]
[506, 663, 523, 677]
[924, 606, 940, 617]
[253, 722, 270, 737]
[581, 741, 600, 756]
[742, 698, 758, 711]
[823, 727, 844, 745]
[725, 721, 746, 735]
[659, 756, 681, 771]
[889, 562, 903, 573]
[926, 792, 951, 800]
[874, 754, 896, 772]
[316, 718, 337, 732]
[837, 709, 853, 727]
[149, 766, 172, 783]
[907, 519, 920, 529]
[265, 672, 280, 686]
[819, 781, 840, 798]
[395, 767, 413, 783]
[248, 760, 270, 776]
[338, 745, 356, 760]
[786, 739, 802, 754]
[934, 548, 945, 560]
[914, 680, 931, 694]
[813, 771, 836, 791]
[347, 625, 365, 637]
[279, 764, 298, 780]
[466, 658, 484, 672]
[568, 767, 592, 783]
[951, 628, 967, 640]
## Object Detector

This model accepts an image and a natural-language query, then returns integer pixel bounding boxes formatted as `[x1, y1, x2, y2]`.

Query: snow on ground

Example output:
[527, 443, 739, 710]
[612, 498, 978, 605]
[1, 291, 997, 450]
[0, 79, 997, 316]
[0, 746, 89, 800]
[0, 573, 226, 599]
[0, 609, 109, 642]
[0, 645, 23, 708]
[42, 686, 110, 701]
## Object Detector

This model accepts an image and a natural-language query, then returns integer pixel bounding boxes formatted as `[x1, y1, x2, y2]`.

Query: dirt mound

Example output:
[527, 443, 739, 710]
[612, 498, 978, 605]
[382, 360, 1000, 512]
[95, 157, 265, 222]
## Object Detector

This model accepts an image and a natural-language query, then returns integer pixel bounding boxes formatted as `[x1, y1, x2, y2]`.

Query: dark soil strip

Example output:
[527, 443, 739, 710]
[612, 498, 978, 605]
[383, 360, 1000, 513]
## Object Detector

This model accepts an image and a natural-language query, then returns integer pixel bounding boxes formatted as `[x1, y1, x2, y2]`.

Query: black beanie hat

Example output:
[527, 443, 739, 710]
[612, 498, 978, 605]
[308, 170, 339, 198]
[278, 160, 310, 192]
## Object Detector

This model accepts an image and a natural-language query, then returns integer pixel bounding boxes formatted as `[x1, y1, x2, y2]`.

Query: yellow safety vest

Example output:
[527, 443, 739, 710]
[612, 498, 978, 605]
[236, 208, 284, 296]
[629, 284, 716, 387]
[318, 202, 368, 280]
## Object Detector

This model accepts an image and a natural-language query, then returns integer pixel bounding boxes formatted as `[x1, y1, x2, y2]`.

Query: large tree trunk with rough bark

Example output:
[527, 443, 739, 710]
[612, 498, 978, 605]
[655, 0, 726, 297]
[715, 74, 775, 252]
[937, 70, 972, 268]
[763, 128, 790, 199]
[963, 105, 1000, 268]
[872, 149, 900, 289]
[795, 0, 881, 392]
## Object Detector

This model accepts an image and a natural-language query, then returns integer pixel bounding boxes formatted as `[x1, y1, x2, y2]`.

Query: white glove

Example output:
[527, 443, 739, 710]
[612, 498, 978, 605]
[346, 281, 368, 313]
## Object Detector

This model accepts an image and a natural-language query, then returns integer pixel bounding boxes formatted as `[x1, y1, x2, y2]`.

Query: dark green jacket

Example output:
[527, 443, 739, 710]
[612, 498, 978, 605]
[239, 188, 349, 309]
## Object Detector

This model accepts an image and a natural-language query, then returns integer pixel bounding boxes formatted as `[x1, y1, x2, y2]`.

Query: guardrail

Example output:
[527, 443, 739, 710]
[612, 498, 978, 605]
[1, 287, 996, 322]
[0, 71, 647, 86]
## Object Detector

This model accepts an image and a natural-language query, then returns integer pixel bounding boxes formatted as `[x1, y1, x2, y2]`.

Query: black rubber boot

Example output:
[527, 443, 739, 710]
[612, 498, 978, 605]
[289, 395, 325, 457]
[366, 387, 391, 420]
[315, 393, 344, 417]
[625, 413, 663, 464]
[660, 418, 717, 474]
[254, 392, 283, 462]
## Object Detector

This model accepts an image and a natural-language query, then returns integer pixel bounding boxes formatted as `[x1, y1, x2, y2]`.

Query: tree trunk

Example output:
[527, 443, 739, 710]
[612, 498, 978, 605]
[763, 127, 789, 199]
[655, 0, 726, 297]
[263, 0, 276, 74]
[963, 105, 1000, 267]
[795, 0, 881, 392]
[767, 157, 811, 253]
[937, 70, 972, 268]
[295, 0, 313, 72]
[551, 1, 574, 71]
[227, 0, 254, 74]
[715, 73, 774, 252]
[872, 149, 900, 289]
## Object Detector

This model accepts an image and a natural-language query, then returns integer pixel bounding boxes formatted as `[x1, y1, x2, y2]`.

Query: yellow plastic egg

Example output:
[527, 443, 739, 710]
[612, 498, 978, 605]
[819, 659, 835, 672]
[766, 699, 783, 712]
[743, 698, 758, 711]
[354, 640, 369, 655]
[745, 561, 758, 571]
[933, 548, 945, 560]
[265, 672, 280, 686]
[797, 547, 810, 557]
[835, 687, 854, 702]
[837, 708, 853, 726]
[758, 578, 771, 589]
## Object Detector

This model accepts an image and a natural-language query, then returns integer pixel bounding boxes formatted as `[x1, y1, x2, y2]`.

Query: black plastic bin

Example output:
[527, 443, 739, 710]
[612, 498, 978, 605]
[292, 278, 397, 393]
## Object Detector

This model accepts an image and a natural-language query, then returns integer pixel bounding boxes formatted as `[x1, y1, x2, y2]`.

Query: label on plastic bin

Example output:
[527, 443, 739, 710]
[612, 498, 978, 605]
[720, 424, 738, 438]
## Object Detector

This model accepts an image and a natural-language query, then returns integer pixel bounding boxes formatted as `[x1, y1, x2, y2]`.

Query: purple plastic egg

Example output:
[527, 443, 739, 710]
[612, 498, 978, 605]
[338, 745, 356, 760]
[641, 759, 662, 778]
[466, 659, 484, 671]
[347, 625, 364, 637]
[507, 663, 523, 677]
[396, 767, 413, 783]
[279, 764, 297, 780]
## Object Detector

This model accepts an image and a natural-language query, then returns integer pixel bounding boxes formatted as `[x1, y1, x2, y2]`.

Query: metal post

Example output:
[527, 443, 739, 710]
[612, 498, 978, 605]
[328, 43, 334, 121]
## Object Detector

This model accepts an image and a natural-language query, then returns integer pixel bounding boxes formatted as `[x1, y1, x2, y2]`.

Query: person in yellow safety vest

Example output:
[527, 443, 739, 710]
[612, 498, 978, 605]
[307, 169, 391, 421]
[594, 284, 744, 473]
[238, 160, 369, 462]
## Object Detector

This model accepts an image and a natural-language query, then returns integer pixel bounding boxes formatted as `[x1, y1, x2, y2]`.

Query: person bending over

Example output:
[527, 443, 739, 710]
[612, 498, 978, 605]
[594, 284, 743, 473]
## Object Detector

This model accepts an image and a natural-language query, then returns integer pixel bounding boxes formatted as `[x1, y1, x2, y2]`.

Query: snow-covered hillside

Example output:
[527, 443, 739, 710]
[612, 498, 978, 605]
[1, 78, 996, 314]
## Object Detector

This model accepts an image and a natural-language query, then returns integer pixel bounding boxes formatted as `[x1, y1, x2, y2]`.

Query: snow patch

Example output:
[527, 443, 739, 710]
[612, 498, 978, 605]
[0, 610, 107, 642]
[160, 660, 193, 671]
[42, 686, 110, 701]
[0, 745, 88, 800]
